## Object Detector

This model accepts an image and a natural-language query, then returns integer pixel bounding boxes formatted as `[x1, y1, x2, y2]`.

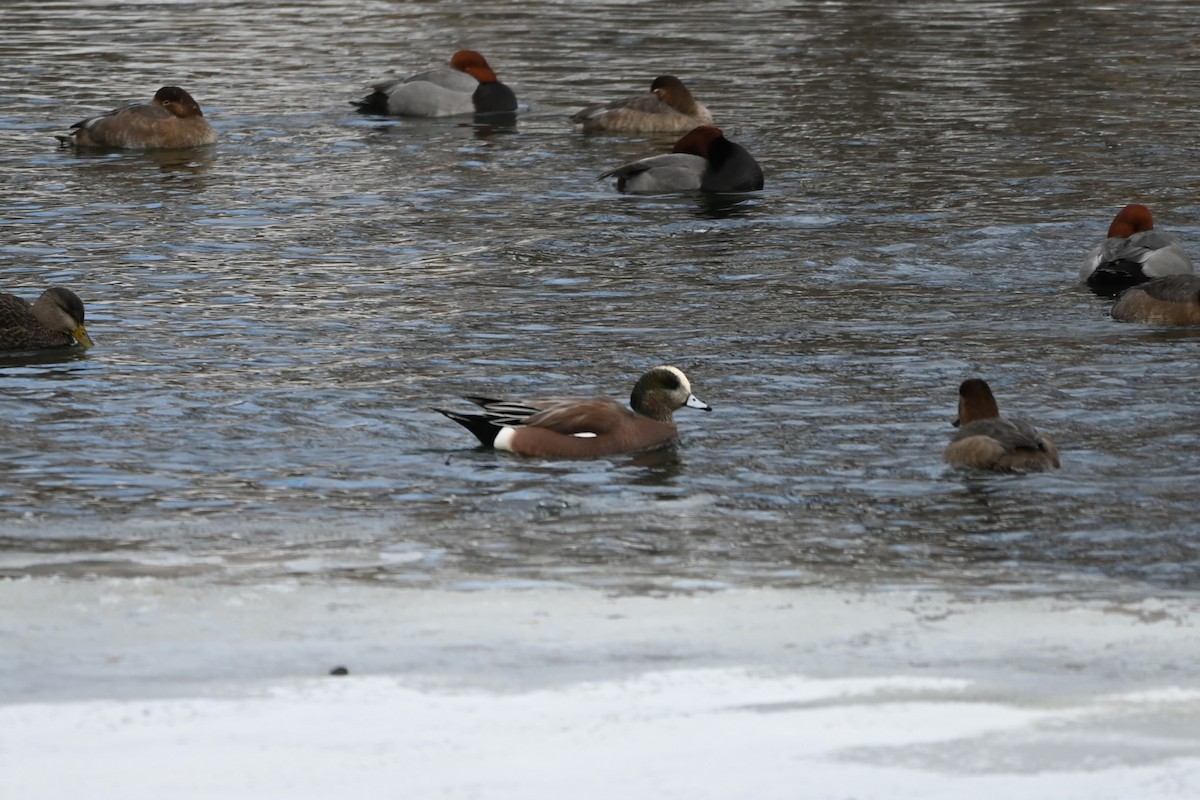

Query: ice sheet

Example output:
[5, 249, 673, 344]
[2, 579, 1199, 798]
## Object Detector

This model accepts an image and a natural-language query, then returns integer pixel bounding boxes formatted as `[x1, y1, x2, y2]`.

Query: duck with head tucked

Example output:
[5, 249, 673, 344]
[59, 86, 217, 150]
[1079, 204, 1192, 295]
[943, 379, 1059, 472]
[434, 366, 711, 458]
[0, 288, 94, 351]
[599, 125, 763, 194]
[353, 50, 517, 117]
[571, 75, 712, 133]
[1111, 274, 1200, 324]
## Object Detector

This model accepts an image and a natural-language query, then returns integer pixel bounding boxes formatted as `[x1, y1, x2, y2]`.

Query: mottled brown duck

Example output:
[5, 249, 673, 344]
[0, 288, 94, 351]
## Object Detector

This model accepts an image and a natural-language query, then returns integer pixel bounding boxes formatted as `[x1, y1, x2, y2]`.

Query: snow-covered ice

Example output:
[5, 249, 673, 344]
[2, 579, 1198, 799]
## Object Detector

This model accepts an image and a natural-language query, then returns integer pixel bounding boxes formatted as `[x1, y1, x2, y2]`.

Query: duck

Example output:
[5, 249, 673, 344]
[943, 378, 1059, 472]
[0, 288, 94, 351]
[434, 365, 711, 458]
[58, 86, 217, 150]
[1079, 204, 1192, 295]
[571, 75, 712, 133]
[599, 126, 763, 193]
[1111, 274, 1200, 324]
[352, 50, 517, 117]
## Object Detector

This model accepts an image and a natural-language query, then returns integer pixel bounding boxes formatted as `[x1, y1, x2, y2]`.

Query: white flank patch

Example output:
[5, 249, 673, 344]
[494, 426, 518, 451]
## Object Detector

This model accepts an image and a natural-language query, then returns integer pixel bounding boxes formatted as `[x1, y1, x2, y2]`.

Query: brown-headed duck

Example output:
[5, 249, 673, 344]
[353, 50, 517, 117]
[599, 126, 763, 194]
[0, 288, 94, 351]
[571, 76, 712, 133]
[1111, 274, 1200, 324]
[435, 366, 711, 458]
[59, 86, 217, 150]
[943, 379, 1059, 472]
[1080, 204, 1192, 295]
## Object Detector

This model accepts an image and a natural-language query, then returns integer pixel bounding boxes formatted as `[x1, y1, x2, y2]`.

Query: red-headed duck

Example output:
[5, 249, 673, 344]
[571, 76, 712, 133]
[1080, 204, 1192, 295]
[943, 379, 1059, 472]
[1111, 274, 1200, 324]
[59, 86, 217, 150]
[435, 366, 711, 458]
[353, 50, 517, 117]
[0, 288, 94, 351]
[599, 126, 763, 194]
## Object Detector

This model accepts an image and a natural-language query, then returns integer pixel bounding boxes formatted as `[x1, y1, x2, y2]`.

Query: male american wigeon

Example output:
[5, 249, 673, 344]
[1079, 204, 1193, 295]
[571, 76, 712, 133]
[1111, 274, 1200, 324]
[353, 49, 517, 117]
[599, 125, 763, 193]
[59, 86, 217, 150]
[0, 287, 94, 351]
[943, 379, 1059, 472]
[435, 366, 711, 458]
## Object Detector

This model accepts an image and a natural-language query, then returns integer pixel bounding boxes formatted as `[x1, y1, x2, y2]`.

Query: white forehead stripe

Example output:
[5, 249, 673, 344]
[660, 365, 691, 393]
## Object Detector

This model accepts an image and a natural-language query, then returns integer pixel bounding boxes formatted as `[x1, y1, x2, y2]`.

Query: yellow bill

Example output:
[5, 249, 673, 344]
[72, 324, 94, 349]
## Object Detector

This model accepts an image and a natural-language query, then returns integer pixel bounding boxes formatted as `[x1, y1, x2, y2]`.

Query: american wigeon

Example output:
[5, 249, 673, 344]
[59, 86, 217, 150]
[571, 76, 712, 133]
[943, 379, 1059, 472]
[435, 365, 711, 458]
[599, 125, 763, 193]
[1079, 204, 1193, 295]
[0, 288, 94, 351]
[353, 50, 517, 117]
[1111, 274, 1200, 324]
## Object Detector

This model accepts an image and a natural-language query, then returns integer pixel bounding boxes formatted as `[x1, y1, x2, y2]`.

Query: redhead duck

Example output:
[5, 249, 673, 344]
[599, 126, 763, 193]
[435, 366, 711, 458]
[0, 288, 94, 351]
[571, 75, 712, 133]
[59, 86, 217, 150]
[1111, 274, 1200, 324]
[353, 50, 517, 117]
[943, 379, 1059, 472]
[1080, 204, 1192, 295]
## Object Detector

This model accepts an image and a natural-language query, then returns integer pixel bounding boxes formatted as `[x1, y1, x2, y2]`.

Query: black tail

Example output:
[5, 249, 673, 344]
[1086, 260, 1146, 296]
[433, 408, 501, 448]
[351, 91, 390, 115]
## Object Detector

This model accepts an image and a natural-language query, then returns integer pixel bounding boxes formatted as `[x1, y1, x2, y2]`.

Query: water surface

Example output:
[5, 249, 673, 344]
[2, 0, 1199, 595]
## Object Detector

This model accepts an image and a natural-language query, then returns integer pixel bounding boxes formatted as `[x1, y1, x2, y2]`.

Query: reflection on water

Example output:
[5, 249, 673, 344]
[0, 348, 89, 369]
[0, 0, 1198, 594]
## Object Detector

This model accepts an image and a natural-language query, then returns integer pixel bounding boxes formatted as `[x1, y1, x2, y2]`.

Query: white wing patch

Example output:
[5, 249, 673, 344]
[571, 432, 598, 438]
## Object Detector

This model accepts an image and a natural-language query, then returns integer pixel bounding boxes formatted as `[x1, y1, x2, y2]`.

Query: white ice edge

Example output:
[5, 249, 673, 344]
[2, 579, 1199, 799]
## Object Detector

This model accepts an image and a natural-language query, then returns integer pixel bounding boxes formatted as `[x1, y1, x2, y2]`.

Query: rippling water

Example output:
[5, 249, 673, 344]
[2, 0, 1199, 593]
